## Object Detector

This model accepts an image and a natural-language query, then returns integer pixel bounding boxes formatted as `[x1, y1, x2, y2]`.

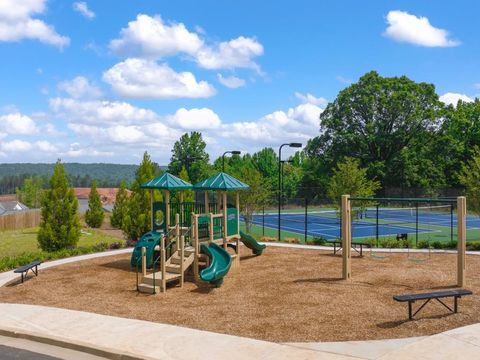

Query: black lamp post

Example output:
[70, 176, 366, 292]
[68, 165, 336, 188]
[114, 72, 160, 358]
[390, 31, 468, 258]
[278, 143, 302, 242]
[222, 150, 241, 172]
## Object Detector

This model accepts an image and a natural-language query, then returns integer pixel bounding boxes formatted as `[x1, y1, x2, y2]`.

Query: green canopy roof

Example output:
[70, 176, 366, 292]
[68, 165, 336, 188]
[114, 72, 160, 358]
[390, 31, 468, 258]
[193, 172, 249, 191]
[141, 172, 192, 190]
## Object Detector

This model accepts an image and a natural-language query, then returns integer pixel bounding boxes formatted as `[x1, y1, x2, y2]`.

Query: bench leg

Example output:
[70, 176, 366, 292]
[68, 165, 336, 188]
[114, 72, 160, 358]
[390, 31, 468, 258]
[360, 245, 363, 257]
[21, 273, 24, 283]
[333, 243, 337, 255]
[408, 301, 413, 320]
[33, 265, 38, 277]
[454, 296, 458, 313]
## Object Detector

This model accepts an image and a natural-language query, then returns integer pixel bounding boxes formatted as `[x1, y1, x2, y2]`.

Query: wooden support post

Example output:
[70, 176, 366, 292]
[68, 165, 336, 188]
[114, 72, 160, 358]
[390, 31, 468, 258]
[160, 236, 166, 293]
[235, 191, 240, 236]
[204, 191, 209, 213]
[180, 234, 185, 288]
[209, 213, 214, 242]
[165, 190, 170, 230]
[193, 214, 199, 280]
[457, 196, 466, 287]
[341, 195, 351, 281]
[179, 191, 184, 226]
[223, 191, 228, 250]
[141, 246, 147, 276]
[150, 189, 154, 231]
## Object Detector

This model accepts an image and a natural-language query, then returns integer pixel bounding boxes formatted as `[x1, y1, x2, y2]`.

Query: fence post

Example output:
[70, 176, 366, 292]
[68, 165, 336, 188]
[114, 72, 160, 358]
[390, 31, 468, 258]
[341, 195, 351, 281]
[304, 198, 308, 243]
[457, 196, 466, 287]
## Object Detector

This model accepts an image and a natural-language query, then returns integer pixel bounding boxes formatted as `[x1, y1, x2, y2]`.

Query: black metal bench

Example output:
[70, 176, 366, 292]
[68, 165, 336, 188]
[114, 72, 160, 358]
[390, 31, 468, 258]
[328, 240, 371, 257]
[394, 289, 472, 320]
[13, 260, 42, 283]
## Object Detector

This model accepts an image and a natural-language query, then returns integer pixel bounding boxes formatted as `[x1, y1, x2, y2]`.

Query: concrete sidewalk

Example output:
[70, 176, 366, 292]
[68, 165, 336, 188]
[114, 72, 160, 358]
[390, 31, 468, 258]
[0, 304, 479, 360]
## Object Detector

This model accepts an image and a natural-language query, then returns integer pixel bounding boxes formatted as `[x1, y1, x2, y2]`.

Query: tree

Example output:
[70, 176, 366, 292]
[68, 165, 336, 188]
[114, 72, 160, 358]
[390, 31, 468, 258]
[85, 180, 104, 228]
[309, 71, 443, 190]
[169, 132, 210, 184]
[111, 181, 129, 229]
[178, 166, 194, 202]
[327, 157, 380, 211]
[123, 152, 160, 240]
[234, 163, 272, 233]
[458, 147, 480, 215]
[38, 161, 81, 251]
[16, 176, 44, 208]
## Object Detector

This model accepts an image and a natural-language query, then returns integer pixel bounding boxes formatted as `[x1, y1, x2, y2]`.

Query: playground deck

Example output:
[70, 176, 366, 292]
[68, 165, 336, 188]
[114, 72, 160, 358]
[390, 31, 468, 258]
[1, 246, 480, 342]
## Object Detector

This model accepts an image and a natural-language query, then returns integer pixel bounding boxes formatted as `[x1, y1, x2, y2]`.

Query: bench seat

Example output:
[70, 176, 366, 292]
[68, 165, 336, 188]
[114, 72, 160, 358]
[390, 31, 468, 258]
[394, 289, 472, 320]
[14, 260, 42, 283]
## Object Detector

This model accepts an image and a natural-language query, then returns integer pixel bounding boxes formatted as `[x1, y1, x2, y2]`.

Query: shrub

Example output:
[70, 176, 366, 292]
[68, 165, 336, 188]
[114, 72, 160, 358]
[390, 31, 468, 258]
[38, 161, 81, 251]
[85, 180, 105, 228]
[0, 243, 125, 272]
[309, 236, 326, 246]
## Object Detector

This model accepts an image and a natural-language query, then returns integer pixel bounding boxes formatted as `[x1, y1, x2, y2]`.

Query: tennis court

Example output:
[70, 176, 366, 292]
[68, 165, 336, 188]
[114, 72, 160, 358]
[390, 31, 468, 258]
[250, 205, 480, 242]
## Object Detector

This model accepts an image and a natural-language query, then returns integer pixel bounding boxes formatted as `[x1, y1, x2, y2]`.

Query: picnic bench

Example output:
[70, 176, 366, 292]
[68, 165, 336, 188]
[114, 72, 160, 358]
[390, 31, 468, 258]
[328, 240, 371, 257]
[14, 260, 42, 283]
[393, 289, 472, 320]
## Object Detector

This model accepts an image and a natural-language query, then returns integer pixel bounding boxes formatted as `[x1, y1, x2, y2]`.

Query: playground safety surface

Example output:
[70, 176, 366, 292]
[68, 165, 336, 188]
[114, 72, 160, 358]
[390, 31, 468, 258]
[1, 246, 480, 343]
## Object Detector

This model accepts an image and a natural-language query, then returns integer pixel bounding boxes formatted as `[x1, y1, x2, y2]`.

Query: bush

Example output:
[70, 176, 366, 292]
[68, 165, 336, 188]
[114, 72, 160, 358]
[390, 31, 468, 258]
[85, 180, 104, 228]
[38, 161, 81, 251]
[308, 236, 326, 246]
[0, 243, 125, 272]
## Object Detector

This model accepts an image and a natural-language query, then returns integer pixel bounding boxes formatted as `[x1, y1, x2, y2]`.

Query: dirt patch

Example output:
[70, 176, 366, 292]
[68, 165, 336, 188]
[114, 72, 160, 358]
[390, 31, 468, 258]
[1, 247, 479, 343]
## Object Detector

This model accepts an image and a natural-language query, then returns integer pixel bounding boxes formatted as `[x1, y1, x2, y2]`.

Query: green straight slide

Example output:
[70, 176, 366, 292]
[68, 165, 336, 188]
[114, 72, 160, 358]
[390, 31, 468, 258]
[240, 231, 266, 255]
[200, 243, 232, 287]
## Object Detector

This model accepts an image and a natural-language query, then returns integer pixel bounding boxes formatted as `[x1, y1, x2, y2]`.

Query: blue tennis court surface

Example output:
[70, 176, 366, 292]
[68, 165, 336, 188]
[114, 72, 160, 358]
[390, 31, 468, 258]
[250, 210, 480, 240]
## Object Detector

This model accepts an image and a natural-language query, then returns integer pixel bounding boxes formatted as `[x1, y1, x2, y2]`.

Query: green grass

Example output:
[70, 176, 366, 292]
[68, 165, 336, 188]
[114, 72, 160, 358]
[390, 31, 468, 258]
[0, 227, 123, 258]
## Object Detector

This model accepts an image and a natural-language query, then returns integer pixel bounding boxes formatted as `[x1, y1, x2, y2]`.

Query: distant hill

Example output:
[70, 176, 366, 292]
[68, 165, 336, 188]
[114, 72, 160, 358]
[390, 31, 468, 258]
[0, 163, 139, 194]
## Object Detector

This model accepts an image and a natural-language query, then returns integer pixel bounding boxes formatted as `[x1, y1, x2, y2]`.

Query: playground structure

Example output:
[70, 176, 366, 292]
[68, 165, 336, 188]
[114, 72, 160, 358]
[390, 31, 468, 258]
[340, 195, 467, 287]
[132, 172, 266, 294]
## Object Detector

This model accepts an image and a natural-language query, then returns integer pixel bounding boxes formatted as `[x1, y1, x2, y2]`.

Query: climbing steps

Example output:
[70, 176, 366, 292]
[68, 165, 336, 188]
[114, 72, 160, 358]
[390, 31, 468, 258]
[138, 246, 195, 294]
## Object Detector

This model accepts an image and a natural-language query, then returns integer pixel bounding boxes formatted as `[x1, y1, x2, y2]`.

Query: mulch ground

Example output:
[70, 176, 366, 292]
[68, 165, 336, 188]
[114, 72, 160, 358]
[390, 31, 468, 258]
[1, 246, 479, 343]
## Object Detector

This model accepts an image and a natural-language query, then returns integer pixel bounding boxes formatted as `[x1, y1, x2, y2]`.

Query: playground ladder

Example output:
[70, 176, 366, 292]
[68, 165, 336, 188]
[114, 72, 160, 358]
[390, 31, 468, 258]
[137, 247, 195, 294]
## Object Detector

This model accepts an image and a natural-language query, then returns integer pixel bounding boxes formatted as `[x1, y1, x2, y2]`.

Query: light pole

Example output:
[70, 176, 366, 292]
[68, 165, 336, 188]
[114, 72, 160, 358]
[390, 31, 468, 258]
[278, 143, 302, 242]
[222, 150, 241, 172]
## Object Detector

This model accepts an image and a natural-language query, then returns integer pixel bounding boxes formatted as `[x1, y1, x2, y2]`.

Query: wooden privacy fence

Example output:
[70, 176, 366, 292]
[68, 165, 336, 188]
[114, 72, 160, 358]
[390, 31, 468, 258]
[0, 209, 41, 231]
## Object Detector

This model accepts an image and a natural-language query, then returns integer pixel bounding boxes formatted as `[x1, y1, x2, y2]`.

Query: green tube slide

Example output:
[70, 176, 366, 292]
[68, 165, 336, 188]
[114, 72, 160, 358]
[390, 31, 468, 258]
[240, 231, 266, 255]
[200, 243, 232, 287]
[130, 231, 161, 268]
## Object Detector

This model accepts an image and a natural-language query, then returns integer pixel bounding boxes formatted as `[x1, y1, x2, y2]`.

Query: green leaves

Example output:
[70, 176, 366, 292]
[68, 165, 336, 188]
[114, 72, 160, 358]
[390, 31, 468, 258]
[85, 180, 104, 228]
[38, 160, 81, 252]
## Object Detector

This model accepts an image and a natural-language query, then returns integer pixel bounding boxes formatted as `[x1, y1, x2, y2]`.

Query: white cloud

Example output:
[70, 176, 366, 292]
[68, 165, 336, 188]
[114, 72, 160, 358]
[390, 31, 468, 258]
[295, 92, 328, 107]
[439, 93, 474, 106]
[218, 102, 323, 146]
[336, 75, 352, 85]
[109, 14, 263, 72]
[102, 58, 216, 99]
[0, 0, 69, 48]
[35, 140, 57, 152]
[217, 74, 246, 89]
[384, 10, 460, 47]
[58, 76, 103, 99]
[109, 14, 203, 58]
[169, 108, 221, 130]
[1, 139, 32, 152]
[73, 2, 95, 20]
[64, 143, 113, 158]
[196, 36, 263, 71]
[107, 125, 145, 144]
[0, 113, 38, 135]
[49, 97, 158, 125]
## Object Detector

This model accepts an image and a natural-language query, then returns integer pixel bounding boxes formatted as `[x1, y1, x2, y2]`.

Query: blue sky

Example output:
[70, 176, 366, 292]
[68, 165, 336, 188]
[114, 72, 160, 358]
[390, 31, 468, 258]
[0, 0, 479, 164]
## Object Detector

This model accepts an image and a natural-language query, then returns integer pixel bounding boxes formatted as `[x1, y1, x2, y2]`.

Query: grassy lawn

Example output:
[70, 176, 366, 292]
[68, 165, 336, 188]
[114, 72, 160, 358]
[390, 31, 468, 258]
[0, 227, 124, 258]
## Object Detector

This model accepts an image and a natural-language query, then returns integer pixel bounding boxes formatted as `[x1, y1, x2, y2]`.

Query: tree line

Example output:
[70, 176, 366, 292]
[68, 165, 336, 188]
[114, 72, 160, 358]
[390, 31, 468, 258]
[20, 70, 480, 251]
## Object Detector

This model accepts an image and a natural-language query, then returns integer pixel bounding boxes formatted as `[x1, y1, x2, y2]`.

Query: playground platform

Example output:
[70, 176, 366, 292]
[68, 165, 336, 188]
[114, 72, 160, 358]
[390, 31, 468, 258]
[0, 303, 480, 359]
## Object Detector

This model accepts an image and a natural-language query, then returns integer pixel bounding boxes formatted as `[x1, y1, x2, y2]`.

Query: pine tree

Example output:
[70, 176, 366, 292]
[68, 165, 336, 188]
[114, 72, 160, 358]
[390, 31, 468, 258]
[123, 152, 159, 240]
[85, 180, 104, 228]
[38, 161, 81, 251]
[111, 180, 129, 229]
[178, 166, 194, 202]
